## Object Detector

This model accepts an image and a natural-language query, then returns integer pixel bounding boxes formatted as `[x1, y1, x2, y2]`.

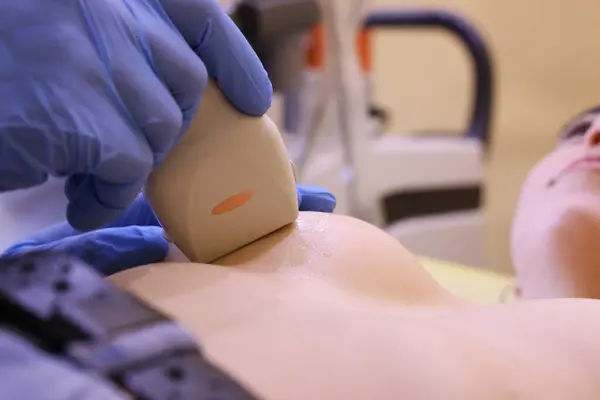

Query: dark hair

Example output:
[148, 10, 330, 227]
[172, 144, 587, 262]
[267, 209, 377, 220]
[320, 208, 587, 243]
[558, 105, 600, 140]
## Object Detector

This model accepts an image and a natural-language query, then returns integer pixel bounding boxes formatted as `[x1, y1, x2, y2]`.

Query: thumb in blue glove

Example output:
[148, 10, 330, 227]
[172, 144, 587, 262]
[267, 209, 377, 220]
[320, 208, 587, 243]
[3, 186, 336, 276]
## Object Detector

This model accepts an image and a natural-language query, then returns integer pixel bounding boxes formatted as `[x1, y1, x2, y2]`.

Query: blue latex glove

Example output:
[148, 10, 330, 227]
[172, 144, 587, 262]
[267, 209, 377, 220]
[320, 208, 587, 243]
[3, 185, 336, 276]
[0, 0, 271, 231]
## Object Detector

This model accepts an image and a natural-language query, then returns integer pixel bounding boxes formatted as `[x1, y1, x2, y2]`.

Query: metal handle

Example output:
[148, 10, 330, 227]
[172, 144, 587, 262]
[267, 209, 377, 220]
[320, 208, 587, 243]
[364, 9, 494, 149]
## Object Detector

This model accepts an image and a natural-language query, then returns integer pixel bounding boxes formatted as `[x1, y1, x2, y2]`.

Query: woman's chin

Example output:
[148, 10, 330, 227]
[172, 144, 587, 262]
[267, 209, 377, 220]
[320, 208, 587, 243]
[512, 196, 600, 299]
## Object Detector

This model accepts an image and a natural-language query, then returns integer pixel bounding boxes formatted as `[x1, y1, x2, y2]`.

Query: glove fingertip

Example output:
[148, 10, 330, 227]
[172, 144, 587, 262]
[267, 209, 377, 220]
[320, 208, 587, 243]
[231, 76, 273, 116]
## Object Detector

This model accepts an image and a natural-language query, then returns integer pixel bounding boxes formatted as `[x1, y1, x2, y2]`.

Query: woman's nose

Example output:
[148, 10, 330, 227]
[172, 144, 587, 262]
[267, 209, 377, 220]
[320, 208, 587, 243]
[584, 126, 600, 148]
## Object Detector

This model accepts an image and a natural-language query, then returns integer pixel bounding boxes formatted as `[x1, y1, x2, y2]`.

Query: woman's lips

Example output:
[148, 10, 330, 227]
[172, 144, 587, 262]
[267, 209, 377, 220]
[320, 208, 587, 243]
[565, 156, 600, 173]
[548, 156, 600, 188]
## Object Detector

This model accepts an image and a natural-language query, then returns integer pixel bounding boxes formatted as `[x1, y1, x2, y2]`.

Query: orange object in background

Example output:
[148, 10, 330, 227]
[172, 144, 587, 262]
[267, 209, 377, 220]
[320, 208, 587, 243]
[306, 25, 372, 72]
[306, 25, 325, 69]
[356, 28, 372, 72]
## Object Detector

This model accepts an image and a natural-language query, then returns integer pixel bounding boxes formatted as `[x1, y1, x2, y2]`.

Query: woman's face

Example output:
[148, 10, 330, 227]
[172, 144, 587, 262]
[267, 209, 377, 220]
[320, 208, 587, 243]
[511, 108, 600, 298]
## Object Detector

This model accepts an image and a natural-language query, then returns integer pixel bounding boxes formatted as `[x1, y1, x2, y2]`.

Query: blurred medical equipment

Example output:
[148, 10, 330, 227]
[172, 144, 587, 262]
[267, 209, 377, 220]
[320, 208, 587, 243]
[146, 80, 299, 263]
[231, 0, 368, 220]
[367, 11, 492, 268]
[231, 0, 320, 93]
[234, 1, 494, 268]
[315, 10, 494, 268]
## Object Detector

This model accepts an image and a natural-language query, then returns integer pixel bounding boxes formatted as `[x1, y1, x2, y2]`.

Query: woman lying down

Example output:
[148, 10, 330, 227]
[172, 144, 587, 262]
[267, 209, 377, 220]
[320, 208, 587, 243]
[512, 105, 600, 299]
[5, 108, 600, 399]
[105, 106, 600, 400]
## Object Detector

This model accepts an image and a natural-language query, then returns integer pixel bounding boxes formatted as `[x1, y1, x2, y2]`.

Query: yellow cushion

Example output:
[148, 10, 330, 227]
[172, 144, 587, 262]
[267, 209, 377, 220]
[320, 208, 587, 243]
[418, 257, 516, 305]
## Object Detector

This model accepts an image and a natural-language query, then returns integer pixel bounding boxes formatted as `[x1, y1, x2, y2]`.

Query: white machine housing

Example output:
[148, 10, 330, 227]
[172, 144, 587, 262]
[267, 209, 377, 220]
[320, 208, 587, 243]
[279, 120, 486, 268]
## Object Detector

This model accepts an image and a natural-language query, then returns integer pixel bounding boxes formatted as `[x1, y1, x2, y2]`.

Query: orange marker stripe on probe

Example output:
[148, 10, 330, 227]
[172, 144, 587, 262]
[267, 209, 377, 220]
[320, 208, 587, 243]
[211, 189, 254, 215]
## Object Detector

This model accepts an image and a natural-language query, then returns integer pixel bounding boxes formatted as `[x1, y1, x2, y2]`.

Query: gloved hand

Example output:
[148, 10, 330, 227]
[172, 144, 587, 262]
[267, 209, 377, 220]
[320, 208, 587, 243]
[3, 185, 336, 276]
[0, 0, 271, 231]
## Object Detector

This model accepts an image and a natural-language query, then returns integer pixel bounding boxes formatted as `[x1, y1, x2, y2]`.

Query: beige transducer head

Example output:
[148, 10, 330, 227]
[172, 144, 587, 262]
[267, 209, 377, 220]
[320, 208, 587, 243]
[145, 80, 299, 263]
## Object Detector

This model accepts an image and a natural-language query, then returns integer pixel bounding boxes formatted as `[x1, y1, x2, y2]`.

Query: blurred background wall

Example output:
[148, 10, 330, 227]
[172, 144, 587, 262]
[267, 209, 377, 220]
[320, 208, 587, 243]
[370, 0, 600, 273]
